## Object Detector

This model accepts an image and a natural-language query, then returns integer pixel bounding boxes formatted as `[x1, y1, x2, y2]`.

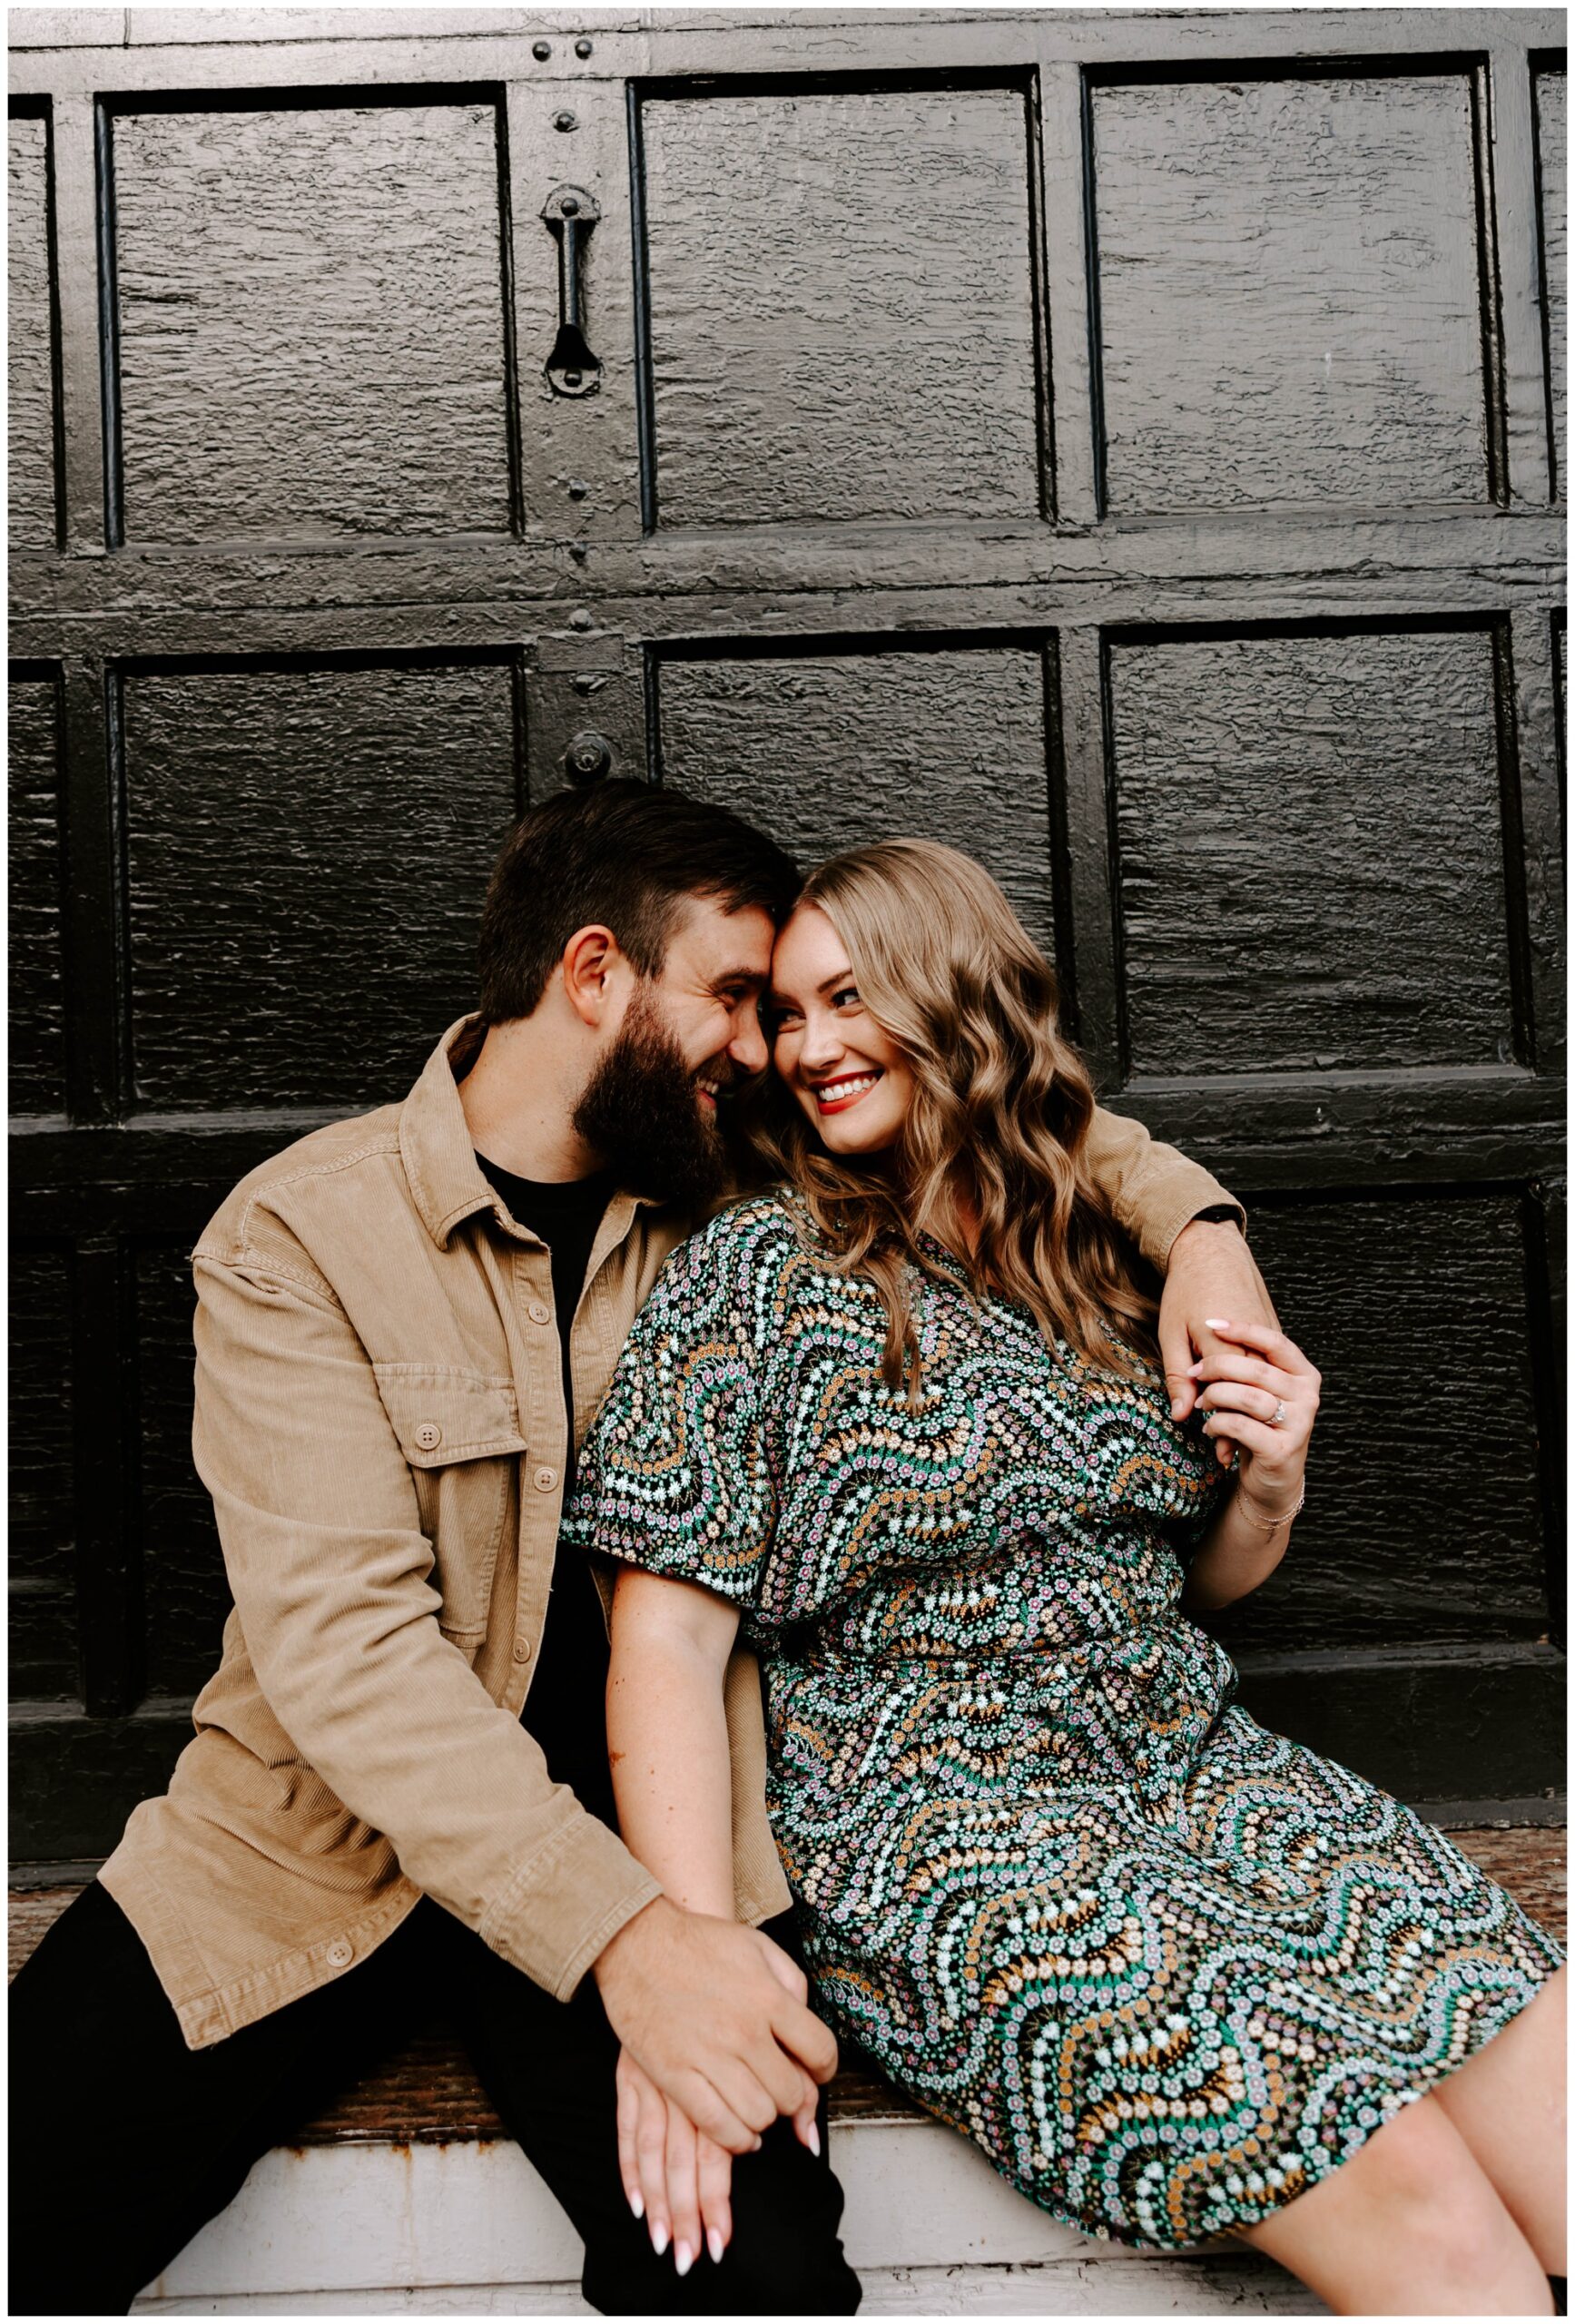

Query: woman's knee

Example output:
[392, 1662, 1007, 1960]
[1270, 2092, 1533, 2284]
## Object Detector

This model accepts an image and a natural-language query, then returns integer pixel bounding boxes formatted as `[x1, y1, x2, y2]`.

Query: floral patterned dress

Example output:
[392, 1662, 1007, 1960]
[562, 1193, 1562, 2252]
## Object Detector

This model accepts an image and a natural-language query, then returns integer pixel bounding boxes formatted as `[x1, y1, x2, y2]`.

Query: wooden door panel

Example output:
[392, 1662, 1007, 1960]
[134, 1244, 230, 1699]
[9, 1246, 77, 1704]
[122, 656, 519, 1109]
[8, 107, 55, 547]
[110, 97, 513, 545]
[6, 10, 1562, 1856]
[1092, 68, 1491, 512]
[1205, 1190, 1551, 1659]
[638, 81, 1044, 526]
[9, 667, 67, 1115]
[658, 640, 1056, 950]
[1109, 625, 1518, 1078]
[1534, 64, 1566, 499]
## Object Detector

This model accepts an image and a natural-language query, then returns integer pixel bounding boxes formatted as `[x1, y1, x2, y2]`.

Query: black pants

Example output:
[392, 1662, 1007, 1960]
[8, 1881, 861, 2318]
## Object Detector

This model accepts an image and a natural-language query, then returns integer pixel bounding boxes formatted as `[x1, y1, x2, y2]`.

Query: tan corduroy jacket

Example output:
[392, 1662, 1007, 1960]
[100, 1016, 1242, 2050]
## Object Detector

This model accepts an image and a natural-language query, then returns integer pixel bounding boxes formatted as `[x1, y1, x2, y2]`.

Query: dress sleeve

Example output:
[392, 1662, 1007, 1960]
[563, 1216, 780, 1627]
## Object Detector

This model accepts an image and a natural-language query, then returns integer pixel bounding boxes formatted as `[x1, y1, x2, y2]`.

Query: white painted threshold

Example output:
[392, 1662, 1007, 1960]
[132, 2109, 1325, 2315]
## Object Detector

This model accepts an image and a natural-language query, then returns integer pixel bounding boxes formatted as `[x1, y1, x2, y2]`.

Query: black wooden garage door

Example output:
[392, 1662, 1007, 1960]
[9, 6, 1565, 1863]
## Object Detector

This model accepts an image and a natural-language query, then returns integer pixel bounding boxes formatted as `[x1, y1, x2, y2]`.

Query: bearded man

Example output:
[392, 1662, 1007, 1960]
[9, 780, 1270, 2317]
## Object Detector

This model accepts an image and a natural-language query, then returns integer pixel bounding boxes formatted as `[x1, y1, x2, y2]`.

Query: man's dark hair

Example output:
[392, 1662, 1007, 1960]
[476, 778, 802, 1024]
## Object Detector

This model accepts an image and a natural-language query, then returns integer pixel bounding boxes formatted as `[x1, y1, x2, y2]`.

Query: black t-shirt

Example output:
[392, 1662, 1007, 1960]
[476, 1152, 619, 1831]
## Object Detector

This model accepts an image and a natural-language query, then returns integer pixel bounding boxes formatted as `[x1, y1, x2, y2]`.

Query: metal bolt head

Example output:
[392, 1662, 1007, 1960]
[565, 730, 614, 783]
[563, 369, 582, 389]
[567, 478, 589, 500]
[554, 110, 578, 133]
[561, 195, 579, 216]
[576, 36, 593, 57]
[533, 39, 551, 58]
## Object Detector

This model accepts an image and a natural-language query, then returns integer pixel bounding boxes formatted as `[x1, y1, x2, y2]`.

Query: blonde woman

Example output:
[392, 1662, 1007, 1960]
[562, 841, 1565, 2317]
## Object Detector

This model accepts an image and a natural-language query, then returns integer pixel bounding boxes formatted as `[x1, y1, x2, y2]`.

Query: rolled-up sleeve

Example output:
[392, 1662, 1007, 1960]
[191, 1250, 660, 2000]
[1084, 1106, 1245, 1267]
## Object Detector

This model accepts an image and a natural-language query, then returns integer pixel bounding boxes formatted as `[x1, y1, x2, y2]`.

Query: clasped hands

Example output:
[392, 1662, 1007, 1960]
[593, 1896, 834, 2274]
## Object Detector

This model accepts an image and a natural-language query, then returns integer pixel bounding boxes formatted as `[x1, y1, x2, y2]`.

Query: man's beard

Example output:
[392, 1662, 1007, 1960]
[571, 984, 733, 1209]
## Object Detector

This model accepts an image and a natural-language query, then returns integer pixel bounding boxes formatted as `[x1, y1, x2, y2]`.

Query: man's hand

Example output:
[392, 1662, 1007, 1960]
[1160, 1217, 1279, 1463]
[594, 1896, 835, 2156]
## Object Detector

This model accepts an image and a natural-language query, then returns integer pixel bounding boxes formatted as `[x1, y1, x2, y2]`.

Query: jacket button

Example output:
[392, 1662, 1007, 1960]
[533, 1465, 558, 1492]
[326, 1938, 355, 1968]
[414, 1422, 442, 1452]
[527, 1301, 552, 1325]
[513, 1638, 533, 1662]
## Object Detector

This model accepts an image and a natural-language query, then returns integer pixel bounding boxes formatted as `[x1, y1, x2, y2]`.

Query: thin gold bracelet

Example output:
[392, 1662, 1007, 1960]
[1236, 1483, 1305, 1532]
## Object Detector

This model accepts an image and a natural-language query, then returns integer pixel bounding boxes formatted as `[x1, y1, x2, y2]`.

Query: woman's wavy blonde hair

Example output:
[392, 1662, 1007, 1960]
[743, 838, 1159, 1405]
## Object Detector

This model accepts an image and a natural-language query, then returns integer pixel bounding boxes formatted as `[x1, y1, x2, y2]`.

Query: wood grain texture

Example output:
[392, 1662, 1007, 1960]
[660, 645, 1054, 948]
[9, 673, 67, 1116]
[641, 86, 1041, 526]
[1534, 66, 1566, 499]
[7, 1248, 78, 1702]
[1093, 73, 1489, 511]
[1454, 1823, 1566, 1935]
[1234, 1644, 1563, 1805]
[7, 507, 1564, 635]
[1110, 626, 1514, 1076]
[134, 1243, 229, 1697]
[9, 112, 56, 547]
[112, 102, 511, 543]
[1202, 1192, 1550, 1656]
[6, 1704, 197, 1858]
[123, 660, 517, 1109]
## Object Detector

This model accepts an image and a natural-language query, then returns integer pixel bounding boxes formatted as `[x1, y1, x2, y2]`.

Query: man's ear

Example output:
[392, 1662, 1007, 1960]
[560, 924, 625, 1028]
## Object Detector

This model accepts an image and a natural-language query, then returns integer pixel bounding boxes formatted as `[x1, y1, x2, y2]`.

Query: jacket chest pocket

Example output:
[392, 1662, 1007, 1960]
[375, 1367, 527, 1643]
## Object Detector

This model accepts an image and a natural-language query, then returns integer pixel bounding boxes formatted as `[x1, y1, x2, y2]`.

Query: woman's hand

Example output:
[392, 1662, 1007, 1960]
[616, 2045, 734, 2274]
[1188, 1315, 1319, 1520]
[613, 1935, 824, 2273]
[1159, 1218, 1280, 1463]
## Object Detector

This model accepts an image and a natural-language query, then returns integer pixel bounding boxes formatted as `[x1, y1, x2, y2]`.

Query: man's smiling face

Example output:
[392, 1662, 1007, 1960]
[570, 895, 775, 1205]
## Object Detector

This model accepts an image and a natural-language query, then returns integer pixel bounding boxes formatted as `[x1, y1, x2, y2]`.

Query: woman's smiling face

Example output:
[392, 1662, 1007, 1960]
[767, 902, 915, 1156]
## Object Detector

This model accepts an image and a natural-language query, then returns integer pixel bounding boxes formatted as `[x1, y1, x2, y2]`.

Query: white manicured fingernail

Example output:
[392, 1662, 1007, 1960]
[1205, 1318, 1231, 1331]
[628, 2189, 644, 2221]
[806, 2121, 821, 2157]
[707, 2229, 724, 2265]
[651, 2221, 669, 2258]
[674, 2241, 694, 2278]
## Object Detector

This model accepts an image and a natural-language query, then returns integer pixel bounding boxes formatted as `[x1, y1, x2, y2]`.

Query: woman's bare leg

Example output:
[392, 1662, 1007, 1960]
[1430, 1966, 1567, 2277]
[1232, 2088, 1552, 2315]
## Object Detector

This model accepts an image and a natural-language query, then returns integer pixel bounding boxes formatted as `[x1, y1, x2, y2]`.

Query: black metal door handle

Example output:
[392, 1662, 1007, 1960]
[541, 186, 601, 397]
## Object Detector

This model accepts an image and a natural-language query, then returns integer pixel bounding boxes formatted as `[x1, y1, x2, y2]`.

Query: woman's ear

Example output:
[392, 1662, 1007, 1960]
[560, 924, 623, 1028]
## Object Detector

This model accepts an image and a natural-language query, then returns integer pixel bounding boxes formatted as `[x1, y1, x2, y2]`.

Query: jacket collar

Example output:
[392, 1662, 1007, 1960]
[399, 1013, 667, 1252]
